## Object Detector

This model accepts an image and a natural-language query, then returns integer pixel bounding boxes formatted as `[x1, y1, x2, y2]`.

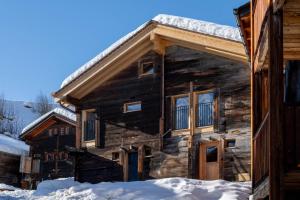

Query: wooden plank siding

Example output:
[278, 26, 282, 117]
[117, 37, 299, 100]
[0, 152, 21, 187]
[28, 121, 76, 182]
[73, 45, 251, 183]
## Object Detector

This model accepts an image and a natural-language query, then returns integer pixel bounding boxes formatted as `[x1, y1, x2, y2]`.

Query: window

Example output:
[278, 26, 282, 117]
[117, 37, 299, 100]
[196, 92, 214, 127]
[112, 152, 119, 161]
[65, 127, 70, 135]
[139, 62, 154, 76]
[60, 127, 65, 135]
[48, 129, 53, 137]
[124, 102, 142, 113]
[53, 128, 58, 135]
[206, 146, 218, 162]
[173, 96, 189, 130]
[225, 139, 236, 148]
[83, 111, 96, 141]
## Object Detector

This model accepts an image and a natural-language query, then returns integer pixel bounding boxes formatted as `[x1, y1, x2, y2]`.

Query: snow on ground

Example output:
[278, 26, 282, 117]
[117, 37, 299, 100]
[60, 14, 242, 88]
[0, 133, 29, 156]
[0, 177, 251, 200]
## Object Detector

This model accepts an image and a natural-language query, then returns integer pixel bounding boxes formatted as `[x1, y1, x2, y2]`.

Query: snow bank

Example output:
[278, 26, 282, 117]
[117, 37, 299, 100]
[0, 183, 18, 191]
[0, 177, 251, 200]
[60, 14, 241, 89]
[0, 134, 29, 156]
[21, 107, 76, 135]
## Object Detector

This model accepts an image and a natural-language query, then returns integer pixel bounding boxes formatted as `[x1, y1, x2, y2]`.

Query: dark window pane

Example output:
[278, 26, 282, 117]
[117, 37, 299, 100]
[206, 146, 218, 162]
[226, 139, 236, 148]
[84, 112, 96, 141]
[196, 92, 214, 127]
[141, 63, 154, 75]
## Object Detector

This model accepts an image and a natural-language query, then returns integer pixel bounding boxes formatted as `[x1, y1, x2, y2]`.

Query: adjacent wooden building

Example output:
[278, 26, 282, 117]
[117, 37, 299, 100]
[0, 133, 29, 187]
[19, 108, 76, 188]
[53, 14, 251, 183]
[235, 1, 300, 199]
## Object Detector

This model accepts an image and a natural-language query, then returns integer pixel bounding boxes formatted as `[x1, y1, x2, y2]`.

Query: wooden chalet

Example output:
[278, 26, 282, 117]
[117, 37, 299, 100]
[235, 0, 300, 199]
[19, 108, 76, 188]
[53, 14, 251, 183]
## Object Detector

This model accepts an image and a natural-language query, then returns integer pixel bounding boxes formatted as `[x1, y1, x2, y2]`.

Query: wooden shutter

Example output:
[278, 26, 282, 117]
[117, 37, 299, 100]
[19, 156, 32, 173]
[32, 159, 40, 174]
[95, 118, 100, 147]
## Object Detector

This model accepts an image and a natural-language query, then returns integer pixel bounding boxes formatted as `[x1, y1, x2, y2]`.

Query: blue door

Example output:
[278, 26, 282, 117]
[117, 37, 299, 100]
[128, 152, 138, 181]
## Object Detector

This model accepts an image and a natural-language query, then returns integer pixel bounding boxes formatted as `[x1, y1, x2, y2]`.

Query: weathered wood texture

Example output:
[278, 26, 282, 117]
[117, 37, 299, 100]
[161, 46, 250, 181]
[74, 151, 123, 183]
[75, 46, 250, 182]
[0, 152, 21, 187]
[28, 121, 76, 181]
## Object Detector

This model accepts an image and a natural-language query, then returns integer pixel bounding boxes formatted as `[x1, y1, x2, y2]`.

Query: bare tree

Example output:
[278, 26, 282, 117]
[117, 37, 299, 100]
[0, 94, 23, 137]
[32, 92, 54, 116]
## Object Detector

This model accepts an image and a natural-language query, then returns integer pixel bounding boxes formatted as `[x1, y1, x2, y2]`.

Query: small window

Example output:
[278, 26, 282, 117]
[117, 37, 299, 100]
[124, 102, 142, 113]
[48, 129, 52, 137]
[112, 152, 119, 161]
[65, 127, 70, 135]
[53, 128, 58, 135]
[60, 127, 65, 135]
[206, 146, 218, 162]
[140, 62, 154, 76]
[225, 139, 236, 148]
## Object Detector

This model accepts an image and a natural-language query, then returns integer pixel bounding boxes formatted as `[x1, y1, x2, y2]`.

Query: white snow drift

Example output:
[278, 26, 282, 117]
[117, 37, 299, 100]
[0, 177, 251, 200]
[60, 14, 242, 89]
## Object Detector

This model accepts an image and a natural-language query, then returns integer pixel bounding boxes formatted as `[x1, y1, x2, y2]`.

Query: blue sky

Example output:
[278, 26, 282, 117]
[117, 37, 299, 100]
[0, 0, 247, 101]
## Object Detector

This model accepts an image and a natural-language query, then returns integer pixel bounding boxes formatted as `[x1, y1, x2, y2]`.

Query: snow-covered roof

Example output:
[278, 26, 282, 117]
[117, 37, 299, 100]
[0, 134, 29, 156]
[21, 107, 76, 135]
[60, 14, 242, 89]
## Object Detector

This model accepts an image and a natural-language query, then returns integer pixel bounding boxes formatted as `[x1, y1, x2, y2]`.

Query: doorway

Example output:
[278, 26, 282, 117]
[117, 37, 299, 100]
[199, 140, 222, 180]
[128, 151, 138, 181]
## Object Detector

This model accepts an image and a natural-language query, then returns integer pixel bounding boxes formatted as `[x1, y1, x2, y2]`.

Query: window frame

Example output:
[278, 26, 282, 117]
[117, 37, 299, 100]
[123, 101, 142, 113]
[171, 94, 190, 131]
[194, 90, 215, 129]
[138, 61, 155, 77]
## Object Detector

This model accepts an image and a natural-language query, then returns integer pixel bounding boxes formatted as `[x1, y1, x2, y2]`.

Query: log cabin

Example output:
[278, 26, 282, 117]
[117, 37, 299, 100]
[53, 14, 251, 183]
[235, 1, 300, 199]
[0, 133, 29, 187]
[19, 108, 76, 189]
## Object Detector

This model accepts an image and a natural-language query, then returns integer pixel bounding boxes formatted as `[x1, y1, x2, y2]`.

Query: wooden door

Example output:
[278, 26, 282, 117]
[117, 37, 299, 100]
[128, 152, 138, 181]
[199, 140, 222, 180]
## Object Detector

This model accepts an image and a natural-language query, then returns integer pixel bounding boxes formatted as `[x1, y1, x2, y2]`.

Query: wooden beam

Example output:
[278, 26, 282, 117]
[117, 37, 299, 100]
[274, 0, 286, 13]
[269, 8, 284, 200]
[75, 112, 82, 149]
[25, 118, 57, 140]
[153, 25, 247, 63]
[159, 53, 165, 151]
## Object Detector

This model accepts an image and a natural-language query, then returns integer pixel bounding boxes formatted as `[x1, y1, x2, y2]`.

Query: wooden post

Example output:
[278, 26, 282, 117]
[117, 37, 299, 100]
[269, 7, 284, 200]
[159, 53, 165, 150]
[189, 82, 194, 142]
[138, 145, 145, 180]
[75, 112, 82, 149]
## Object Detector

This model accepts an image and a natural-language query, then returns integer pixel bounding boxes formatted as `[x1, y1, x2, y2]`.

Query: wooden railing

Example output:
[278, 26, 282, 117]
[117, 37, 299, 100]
[253, 112, 270, 187]
[253, 0, 270, 52]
